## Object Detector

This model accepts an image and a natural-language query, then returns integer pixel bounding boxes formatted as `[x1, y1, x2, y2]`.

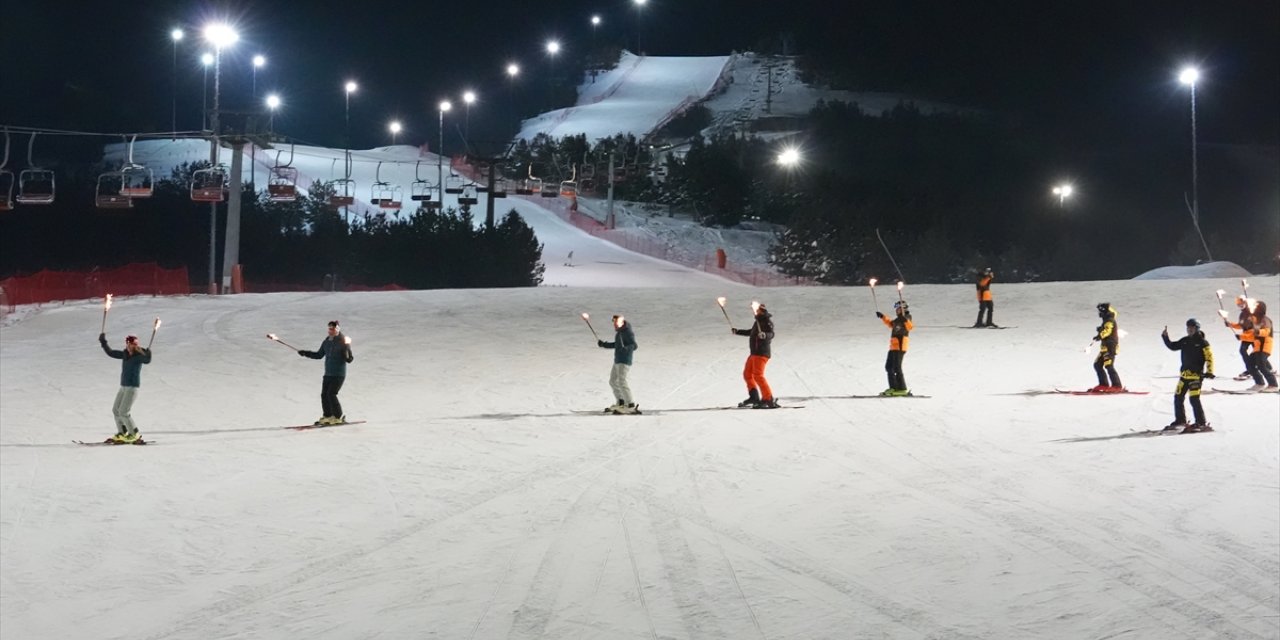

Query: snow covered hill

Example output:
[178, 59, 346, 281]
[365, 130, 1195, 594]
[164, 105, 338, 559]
[2, 276, 1277, 639]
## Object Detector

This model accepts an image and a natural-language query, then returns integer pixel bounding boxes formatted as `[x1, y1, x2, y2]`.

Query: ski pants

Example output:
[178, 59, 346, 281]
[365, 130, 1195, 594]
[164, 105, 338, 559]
[112, 386, 139, 435]
[321, 375, 345, 419]
[609, 363, 634, 405]
[885, 350, 907, 391]
[743, 355, 773, 401]
[1173, 371, 1206, 425]
[1251, 351, 1277, 387]
[1239, 340, 1255, 375]
[976, 300, 994, 326]
[1094, 348, 1121, 387]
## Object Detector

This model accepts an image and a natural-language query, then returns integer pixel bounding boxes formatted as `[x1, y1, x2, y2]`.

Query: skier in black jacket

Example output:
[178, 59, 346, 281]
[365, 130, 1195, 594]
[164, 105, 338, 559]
[1162, 318, 1215, 432]
[732, 302, 778, 408]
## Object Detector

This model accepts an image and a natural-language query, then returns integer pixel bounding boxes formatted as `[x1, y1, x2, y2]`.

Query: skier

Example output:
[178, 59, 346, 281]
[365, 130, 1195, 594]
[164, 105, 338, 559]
[733, 302, 778, 408]
[99, 333, 152, 443]
[1246, 301, 1278, 391]
[597, 314, 639, 414]
[1224, 295, 1256, 381]
[297, 320, 354, 425]
[973, 267, 995, 327]
[1089, 302, 1123, 392]
[877, 300, 914, 396]
[1161, 319, 1215, 432]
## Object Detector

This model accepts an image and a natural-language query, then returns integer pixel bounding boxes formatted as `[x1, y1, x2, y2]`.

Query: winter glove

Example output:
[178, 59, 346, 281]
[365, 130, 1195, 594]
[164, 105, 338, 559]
[597, 340, 606, 348]
[98, 332, 107, 343]
[344, 349, 354, 364]
[1204, 373, 1215, 379]
[298, 349, 307, 357]
[875, 312, 885, 319]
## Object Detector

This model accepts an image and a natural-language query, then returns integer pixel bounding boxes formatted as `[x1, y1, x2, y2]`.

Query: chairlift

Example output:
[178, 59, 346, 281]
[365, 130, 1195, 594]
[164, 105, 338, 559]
[490, 177, 508, 198]
[444, 174, 464, 194]
[410, 161, 433, 201]
[458, 184, 479, 206]
[369, 161, 391, 205]
[95, 171, 133, 210]
[0, 130, 12, 212]
[377, 185, 403, 210]
[267, 144, 298, 202]
[329, 152, 355, 207]
[16, 133, 55, 205]
[540, 180, 559, 198]
[559, 164, 578, 197]
[119, 136, 153, 198]
[191, 165, 228, 202]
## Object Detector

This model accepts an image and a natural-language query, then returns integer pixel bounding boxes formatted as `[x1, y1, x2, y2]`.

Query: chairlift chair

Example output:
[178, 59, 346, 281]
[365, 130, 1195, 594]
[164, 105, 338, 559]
[329, 178, 356, 207]
[267, 166, 299, 202]
[410, 179, 434, 201]
[444, 174, 464, 195]
[540, 181, 559, 198]
[378, 185, 403, 210]
[190, 166, 227, 203]
[120, 165, 154, 198]
[95, 171, 133, 210]
[490, 177, 508, 198]
[515, 179, 534, 196]
[559, 180, 578, 197]
[369, 181, 389, 206]
[16, 169, 56, 205]
[0, 170, 12, 212]
[458, 184, 479, 206]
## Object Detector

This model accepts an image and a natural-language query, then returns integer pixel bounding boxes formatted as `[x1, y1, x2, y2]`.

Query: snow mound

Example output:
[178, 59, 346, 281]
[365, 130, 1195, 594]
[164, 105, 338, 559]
[1133, 261, 1252, 280]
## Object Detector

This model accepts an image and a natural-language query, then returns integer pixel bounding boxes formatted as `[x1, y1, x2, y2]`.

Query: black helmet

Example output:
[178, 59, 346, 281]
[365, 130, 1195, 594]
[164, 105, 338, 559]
[1096, 302, 1111, 314]
[1186, 318, 1201, 330]
[983, 267, 993, 274]
[894, 300, 909, 312]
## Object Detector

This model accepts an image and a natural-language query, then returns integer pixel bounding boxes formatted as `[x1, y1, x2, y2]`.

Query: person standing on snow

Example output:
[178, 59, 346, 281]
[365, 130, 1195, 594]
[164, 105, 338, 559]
[1090, 302, 1123, 392]
[598, 315, 639, 414]
[99, 333, 152, 443]
[733, 302, 778, 408]
[298, 320, 354, 425]
[973, 267, 995, 328]
[1161, 319, 1215, 432]
[1246, 301, 1278, 391]
[877, 300, 914, 396]
[1224, 295, 1256, 381]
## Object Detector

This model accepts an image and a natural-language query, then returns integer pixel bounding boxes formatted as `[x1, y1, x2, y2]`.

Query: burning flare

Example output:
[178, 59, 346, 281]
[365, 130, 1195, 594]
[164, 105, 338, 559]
[868, 278, 877, 287]
[268, 333, 279, 341]
[751, 300, 761, 313]
[104, 294, 113, 310]
[896, 281, 904, 291]
[716, 297, 726, 307]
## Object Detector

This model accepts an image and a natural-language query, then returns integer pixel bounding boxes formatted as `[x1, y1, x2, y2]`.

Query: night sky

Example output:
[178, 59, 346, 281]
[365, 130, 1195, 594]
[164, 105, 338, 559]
[2, 0, 1277, 153]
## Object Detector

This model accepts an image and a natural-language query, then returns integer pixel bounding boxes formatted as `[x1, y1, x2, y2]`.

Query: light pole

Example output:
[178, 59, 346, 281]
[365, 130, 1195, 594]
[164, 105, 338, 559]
[389, 120, 402, 146]
[343, 80, 357, 224]
[506, 63, 520, 133]
[545, 40, 560, 111]
[462, 90, 477, 147]
[633, 0, 647, 54]
[252, 54, 265, 98]
[1051, 183, 1074, 207]
[265, 93, 281, 134]
[200, 52, 213, 131]
[438, 100, 452, 200]
[170, 29, 183, 136]
[1179, 65, 1211, 260]
[203, 22, 238, 294]
[590, 15, 602, 82]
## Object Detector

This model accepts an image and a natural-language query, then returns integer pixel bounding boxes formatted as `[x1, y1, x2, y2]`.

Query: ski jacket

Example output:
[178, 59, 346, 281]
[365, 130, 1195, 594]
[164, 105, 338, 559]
[1228, 309, 1255, 343]
[1163, 331, 1214, 376]
[976, 274, 993, 301]
[881, 312, 913, 351]
[100, 333, 151, 387]
[733, 310, 774, 357]
[599, 321, 637, 366]
[302, 333, 354, 377]
[1095, 315, 1118, 352]
[1254, 315, 1274, 355]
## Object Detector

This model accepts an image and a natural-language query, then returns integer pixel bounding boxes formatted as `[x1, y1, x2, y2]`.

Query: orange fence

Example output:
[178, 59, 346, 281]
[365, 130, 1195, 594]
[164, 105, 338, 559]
[0, 263, 190, 313]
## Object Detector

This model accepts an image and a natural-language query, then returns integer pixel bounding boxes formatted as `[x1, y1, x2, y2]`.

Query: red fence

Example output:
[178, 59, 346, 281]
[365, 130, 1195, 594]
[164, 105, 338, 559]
[0, 263, 190, 313]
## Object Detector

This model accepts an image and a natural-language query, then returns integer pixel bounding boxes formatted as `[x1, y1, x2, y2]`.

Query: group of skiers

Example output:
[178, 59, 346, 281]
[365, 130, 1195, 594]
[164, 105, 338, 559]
[94, 270, 1275, 438]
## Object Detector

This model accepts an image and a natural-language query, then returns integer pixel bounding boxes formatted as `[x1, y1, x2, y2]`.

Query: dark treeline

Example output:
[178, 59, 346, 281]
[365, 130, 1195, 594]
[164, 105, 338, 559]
[0, 162, 545, 289]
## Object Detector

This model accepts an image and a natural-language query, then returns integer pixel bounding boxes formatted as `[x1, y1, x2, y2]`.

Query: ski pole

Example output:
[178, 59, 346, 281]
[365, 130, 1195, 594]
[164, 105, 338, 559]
[581, 313, 600, 341]
[266, 333, 300, 351]
[868, 278, 880, 312]
[147, 317, 161, 349]
[715, 297, 733, 328]
[896, 281, 905, 303]
[101, 294, 113, 334]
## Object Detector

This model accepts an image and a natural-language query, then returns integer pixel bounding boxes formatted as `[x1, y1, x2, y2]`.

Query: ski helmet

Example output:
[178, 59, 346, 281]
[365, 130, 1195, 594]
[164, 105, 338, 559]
[1096, 302, 1111, 315]
[894, 300, 909, 312]
[125, 335, 138, 345]
[983, 267, 993, 274]
[1186, 318, 1201, 330]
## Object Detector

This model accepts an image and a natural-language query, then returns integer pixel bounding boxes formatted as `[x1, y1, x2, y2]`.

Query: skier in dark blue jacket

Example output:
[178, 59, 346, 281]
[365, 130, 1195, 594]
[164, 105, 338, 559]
[598, 315, 639, 414]
[298, 320, 354, 425]
[99, 333, 152, 443]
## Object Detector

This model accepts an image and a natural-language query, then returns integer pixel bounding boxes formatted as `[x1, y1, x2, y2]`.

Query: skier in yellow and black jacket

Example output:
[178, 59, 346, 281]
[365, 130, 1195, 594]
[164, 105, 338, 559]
[1161, 318, 1214, 432]
[973, 267, 995, 327]
[1089, 302, 1123, 392]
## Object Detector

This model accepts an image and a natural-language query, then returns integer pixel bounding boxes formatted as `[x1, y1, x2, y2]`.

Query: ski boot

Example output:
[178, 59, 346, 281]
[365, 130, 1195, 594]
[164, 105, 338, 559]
[1086, 384, 1109, 393]
[738, 389, 761, 408]
[614, 403, 640, 415]
[107, 433, 129, 444]
[1246, 384, 1266, 392]
[1162, 420, 1187, 433]
[605, 399, 625, 413]
[753, 398, 780, 409]
[1182, 423, 1213, 433]
[1233, 371, 1252, 381]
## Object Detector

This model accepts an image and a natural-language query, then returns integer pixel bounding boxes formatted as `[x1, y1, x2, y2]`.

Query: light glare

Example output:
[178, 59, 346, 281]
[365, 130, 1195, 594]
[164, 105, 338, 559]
[777, 147, 801, 166]
[506, 63, 520, 77]
[591, 15, 602, 25]
[463, 90, 477, 104]
[202, 23, 238, 48]
[389, 121, 402, 134]
[546, 40, 561, 55]
[439, 100, 452, 112]
[171, 28, 184, 42]
[1179, 66, 1200, 86]
[200, 52, 214, 66]
[253, 54, 266, 68]
[265, 93, 281, 109]
[345, 80, 358, 94]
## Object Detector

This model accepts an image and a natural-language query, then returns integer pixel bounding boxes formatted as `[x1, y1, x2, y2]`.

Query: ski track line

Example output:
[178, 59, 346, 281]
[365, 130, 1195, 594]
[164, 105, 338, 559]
[784, 377, 1273, 639]
[127, 424, 661, 640]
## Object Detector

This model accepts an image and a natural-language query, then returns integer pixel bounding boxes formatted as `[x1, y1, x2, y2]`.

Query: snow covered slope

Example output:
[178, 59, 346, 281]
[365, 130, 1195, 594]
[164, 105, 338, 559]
[515, 52, 731, 142]
[2, 277, 1277, 639]
[1134, 261, 1254, 280]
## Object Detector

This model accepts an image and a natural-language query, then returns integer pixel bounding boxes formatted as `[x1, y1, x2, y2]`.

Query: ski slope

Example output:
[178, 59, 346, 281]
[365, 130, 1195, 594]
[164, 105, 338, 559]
[516, 52, 731, 142]
[2, 277, 1278, 639]
[105, 139, 726, 288]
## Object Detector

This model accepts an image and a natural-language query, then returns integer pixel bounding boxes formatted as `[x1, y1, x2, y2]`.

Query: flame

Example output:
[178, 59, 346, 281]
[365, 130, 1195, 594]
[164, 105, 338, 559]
[1242, 279, 1249, 289]
[868, 278, 877, 287]
[896, 281, 904, 291]
[1117, 329, 1129, 339]
[154, 318, 162, 328]
[751, 300, 761, 313]
[104, 294, 113, 310]
[614, 316, 624, 327]
[268, 333, 278, 340]
[581, 312, 589, 320]
[344, 336, 352, 345]
[1217, 309, 1229, 318]
[716, 296, 726, 307]
[1215, 289, 1225, 297]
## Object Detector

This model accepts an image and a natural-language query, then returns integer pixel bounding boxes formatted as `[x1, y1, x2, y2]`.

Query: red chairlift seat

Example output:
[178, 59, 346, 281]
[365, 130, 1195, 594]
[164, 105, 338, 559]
[268, 166, 299, 202]
[378, 185, 403, 210]
[329, 178, 355, 207]
[559, 180, 578, 197]
[190, 167, 227, 203]
[96, 171, 133, 209]
[539, 181, 559, 198]
[458, 185, 479, 206]
[119, 165, 154, 198]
